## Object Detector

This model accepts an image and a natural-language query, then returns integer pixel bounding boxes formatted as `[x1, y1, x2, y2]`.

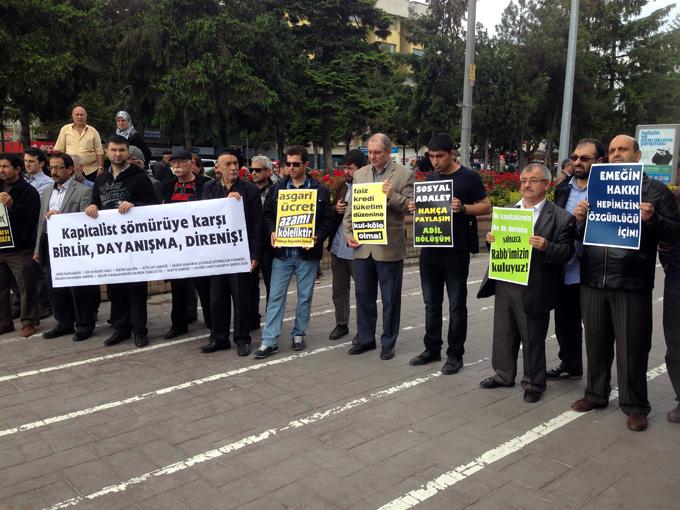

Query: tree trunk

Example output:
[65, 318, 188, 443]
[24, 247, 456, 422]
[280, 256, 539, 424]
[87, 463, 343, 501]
[183, 107, 192, 149]
[322, 105, 333, 171]
[276, 127, 285, 161]
[20, 111, 31, 150]
[344, 133, 352, 153]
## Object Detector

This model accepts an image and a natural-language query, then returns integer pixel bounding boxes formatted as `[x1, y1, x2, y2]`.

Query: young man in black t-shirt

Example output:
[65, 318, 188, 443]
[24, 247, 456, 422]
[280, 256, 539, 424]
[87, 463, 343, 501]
[407, 133, 491, 374]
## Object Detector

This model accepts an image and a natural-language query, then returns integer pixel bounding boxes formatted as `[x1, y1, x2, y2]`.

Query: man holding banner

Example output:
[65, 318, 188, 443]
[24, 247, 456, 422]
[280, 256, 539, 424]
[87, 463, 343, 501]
[571, 134, 680, 431]
[84, 135, 158, 348]
[255, 146, 333, 358]
[407, 133, 490, 375]
[342, 133, 414, 360]
[478, 163, 575, 403]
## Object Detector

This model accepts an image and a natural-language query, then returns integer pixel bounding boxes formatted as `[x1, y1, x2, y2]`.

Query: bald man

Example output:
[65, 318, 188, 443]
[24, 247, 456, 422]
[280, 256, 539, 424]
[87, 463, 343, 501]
[570, 134, 680, 431]
[54, 106, 104, 182]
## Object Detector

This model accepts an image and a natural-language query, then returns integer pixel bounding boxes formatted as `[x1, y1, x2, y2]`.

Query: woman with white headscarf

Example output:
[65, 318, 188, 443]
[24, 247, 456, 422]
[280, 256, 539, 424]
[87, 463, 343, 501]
[112, 111, 151, 167]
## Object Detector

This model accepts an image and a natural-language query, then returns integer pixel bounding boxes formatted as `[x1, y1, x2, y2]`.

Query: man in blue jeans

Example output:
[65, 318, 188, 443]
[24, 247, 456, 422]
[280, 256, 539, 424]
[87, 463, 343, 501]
[408, 133, 490, 374]
[254, 146, 333, 358]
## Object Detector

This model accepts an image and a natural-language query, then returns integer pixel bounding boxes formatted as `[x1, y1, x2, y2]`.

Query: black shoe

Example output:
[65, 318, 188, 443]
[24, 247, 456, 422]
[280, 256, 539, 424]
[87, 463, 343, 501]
[380, 347, 395, 360]
[441, 356, 464, 375]
[329, 324, 349, 340]
[73, 330, 93, 342]
[523, 390, 542, 403]
[103, 332, 130, 346]
[479, 376, 515, 389]
[348, 341, 377, 355]
[163, 327, 188, 340]
[200, 339, 231, 353]
[409, 350, 441, 366]
[292, 335, 306, 351]
[546, 366, 583, 380]
[42, 325, 75, 339]
[237, 342, 251, 356]
[254, 345, 279, 359]
[134, 334, 149, 348]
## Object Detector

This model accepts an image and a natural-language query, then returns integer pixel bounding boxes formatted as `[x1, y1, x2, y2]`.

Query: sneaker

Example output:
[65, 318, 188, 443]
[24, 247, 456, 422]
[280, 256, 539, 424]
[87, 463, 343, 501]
[546, 366, 583, 380]
[254, 345, 279, 359]
[292, 335, 306, 351]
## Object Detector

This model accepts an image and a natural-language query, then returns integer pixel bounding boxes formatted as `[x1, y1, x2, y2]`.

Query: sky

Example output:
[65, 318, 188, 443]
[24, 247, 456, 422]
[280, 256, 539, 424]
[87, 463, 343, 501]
[474, 0, 680, 33]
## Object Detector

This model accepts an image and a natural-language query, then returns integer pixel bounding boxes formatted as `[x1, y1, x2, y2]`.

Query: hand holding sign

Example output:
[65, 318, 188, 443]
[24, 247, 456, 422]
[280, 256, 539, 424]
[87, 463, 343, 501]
[528, 236, 548, 251]
[640, 202, 654, 222]
[382, 179, 392, 199]
[0, 192, 13, 208]
[573, 200, 589, 223]
[451, 197, 463, 213]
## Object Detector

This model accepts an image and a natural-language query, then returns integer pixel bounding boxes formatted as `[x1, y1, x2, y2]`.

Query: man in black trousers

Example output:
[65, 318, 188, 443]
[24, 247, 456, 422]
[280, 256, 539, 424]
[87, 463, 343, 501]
[478, 163, 575, 403]
[85, 135, 158, 348]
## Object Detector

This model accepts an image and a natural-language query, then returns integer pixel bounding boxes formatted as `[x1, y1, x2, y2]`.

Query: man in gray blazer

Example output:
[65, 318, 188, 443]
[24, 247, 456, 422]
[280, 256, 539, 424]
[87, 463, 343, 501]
[342, 133, 414, 360]
[34, 152, 99, 341]
[478, 163, 575, 403]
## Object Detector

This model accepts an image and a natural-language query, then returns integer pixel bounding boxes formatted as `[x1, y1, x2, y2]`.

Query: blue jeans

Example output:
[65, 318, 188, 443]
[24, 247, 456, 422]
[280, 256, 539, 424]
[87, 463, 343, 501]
[353, 256, 403, 349]
[420, 249, 470, 358]
[261, 257, 319, 347]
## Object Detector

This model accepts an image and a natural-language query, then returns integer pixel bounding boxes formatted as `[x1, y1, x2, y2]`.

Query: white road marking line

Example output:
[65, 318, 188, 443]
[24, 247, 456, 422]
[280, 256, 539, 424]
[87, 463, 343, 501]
[42, 358, 488, 510]
[0, 277, 487, 382]
[376, 363, 668, 510]
[0, 342, 352, 438]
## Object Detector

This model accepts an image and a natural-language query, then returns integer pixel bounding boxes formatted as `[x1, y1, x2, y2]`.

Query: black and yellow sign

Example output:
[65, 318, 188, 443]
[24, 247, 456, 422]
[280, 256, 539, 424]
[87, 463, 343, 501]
[413, 180, 453, 247]
[0, 204, 14, 249]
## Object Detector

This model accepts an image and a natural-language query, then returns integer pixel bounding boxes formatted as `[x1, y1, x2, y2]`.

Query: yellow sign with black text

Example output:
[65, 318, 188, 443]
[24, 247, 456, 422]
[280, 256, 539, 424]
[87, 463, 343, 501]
[274, 189, 317, 248]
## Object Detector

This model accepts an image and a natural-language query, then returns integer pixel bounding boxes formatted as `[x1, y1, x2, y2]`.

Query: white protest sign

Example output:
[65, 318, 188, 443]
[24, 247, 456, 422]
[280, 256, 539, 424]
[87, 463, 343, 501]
[47, 199, 251, 287]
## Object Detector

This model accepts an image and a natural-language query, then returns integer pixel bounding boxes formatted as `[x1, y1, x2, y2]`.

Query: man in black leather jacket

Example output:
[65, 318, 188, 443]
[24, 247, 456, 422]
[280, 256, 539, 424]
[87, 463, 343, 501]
[570, 134, 680, 432]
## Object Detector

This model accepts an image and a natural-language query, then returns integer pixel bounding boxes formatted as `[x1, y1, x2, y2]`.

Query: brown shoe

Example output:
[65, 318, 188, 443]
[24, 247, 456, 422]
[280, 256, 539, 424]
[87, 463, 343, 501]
[667, 404, 680, 424]
[571, 396, 608, 412]
[20, 324, 36, 338]
[627, 413, 648, 431]
[0, 322, 15, 335]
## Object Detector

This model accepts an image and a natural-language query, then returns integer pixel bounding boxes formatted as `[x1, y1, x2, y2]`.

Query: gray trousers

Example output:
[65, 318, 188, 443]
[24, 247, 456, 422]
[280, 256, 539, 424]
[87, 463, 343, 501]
[0, 249, 39, 326]
[580, 285, 652, 416]
[492, 281, 549, 393]
[662, 276, 680, 401]
[331, 253, 353, 326]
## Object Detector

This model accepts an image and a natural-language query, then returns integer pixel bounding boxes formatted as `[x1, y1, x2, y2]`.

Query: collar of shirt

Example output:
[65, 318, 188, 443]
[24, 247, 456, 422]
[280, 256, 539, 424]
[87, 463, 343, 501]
[568, 175, 587, 191]
[372, 160, 392, 178]
[26, 171, 46, 182]
[516, 197, 547, 219]
[286, 176, 310, 189]
[55, 177, 74, 193]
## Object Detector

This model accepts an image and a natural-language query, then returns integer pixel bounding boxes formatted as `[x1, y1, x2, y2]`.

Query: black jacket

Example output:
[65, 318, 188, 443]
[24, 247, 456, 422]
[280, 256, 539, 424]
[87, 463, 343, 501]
[264, 176, 334, 261]
[478, 201, 576, 314]
[554, 178, 571, 209]
[579, 175, 680, 290]
[91, 164, 159, 210]
[1, 177, 40, 252]
[201, 178, 263, 263]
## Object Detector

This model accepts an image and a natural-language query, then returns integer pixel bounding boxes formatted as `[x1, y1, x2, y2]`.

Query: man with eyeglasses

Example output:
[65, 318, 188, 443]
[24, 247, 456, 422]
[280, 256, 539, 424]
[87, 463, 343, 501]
[200, 149, 262, 356]
[328, 149, 367, 342]
[248, 155, 275, 330]
[570, 134, 680, 431]
[254, 145, 333, 358]
[342, 133, 415, 360]
[34, 151, 98, 342]
[479, 163, 575, 403]
[548, 138, 604, 381]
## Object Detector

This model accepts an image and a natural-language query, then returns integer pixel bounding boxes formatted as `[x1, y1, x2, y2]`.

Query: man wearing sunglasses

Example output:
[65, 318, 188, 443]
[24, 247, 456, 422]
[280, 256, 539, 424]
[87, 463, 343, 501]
[248, 155, 275, 330]
[549, 138, 604, 382]
[570, 134, 680, 431]
[255, 146, 334, 358]
[342, 133, 415, 361]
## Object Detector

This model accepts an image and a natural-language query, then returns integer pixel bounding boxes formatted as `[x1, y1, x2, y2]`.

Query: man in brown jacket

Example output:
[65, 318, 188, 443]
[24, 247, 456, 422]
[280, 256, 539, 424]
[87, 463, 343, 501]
[343, 134, 414, 360]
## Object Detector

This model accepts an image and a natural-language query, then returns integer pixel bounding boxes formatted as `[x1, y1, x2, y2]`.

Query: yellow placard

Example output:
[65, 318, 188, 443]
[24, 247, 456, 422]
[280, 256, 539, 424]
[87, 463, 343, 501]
[274, 189, 317, 248]
[351, 183, 387, 245]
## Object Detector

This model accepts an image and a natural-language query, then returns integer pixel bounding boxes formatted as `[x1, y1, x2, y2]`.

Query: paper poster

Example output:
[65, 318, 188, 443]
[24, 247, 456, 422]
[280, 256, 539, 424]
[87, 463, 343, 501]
[0, 204, 14, 249]
[413, 180, 453, 247]
[351, 183, 387, 245]
[583, 163, 642, 250]
[488, 207, 534, 286]
[274, 189, 317, 248]
[637, 127, 676, 184]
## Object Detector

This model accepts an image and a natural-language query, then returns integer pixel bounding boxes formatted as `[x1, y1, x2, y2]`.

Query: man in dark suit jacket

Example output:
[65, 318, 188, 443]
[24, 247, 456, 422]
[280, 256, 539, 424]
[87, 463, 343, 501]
[478, 163, 575, 403]
[34, 152, 99, 341]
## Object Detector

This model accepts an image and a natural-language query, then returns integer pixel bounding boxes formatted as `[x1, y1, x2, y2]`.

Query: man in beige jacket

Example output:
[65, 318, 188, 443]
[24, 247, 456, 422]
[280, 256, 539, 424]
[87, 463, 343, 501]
[343, 133, 414, 360]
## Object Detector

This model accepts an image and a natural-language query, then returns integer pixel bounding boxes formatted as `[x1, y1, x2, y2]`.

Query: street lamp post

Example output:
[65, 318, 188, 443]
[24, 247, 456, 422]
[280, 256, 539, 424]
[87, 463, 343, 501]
[460, 0, 477, 167]
[558, 0, 580, 165]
